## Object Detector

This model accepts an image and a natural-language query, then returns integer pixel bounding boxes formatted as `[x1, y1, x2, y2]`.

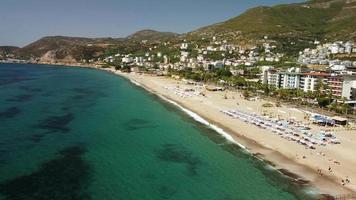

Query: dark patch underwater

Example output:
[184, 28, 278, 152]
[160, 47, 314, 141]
[0, 145, 91, 200]
[36, 113, 74, 133]
[158, 185, 177, 199]
[0, 78, 37, 87]
[123, 118, 157, 131]
[18, 86, 42, 93]
[6, 94, 33, 103]
[156, 144, 202, 176]
[0, 107, 21, 119]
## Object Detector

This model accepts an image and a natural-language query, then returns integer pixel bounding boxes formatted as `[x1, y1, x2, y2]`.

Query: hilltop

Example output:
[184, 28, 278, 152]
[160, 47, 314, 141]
[187, 0, 356, 49]
[15, 36, 123, 63]
[126, 29, 179, 42]
[11, 30, 179, 63]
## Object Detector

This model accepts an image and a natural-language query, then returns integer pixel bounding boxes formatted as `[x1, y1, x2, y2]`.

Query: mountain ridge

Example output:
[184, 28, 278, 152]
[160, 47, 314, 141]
[4, 30, 179, 62]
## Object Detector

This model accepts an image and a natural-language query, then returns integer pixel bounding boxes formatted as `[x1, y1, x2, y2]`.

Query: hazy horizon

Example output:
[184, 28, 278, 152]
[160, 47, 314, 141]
[0, 0, 305, 47]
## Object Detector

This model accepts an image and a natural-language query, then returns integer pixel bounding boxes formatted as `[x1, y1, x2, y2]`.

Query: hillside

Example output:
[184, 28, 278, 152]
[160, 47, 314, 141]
[16, 36, 123, 62]
[126, 29, 179, 42]
[188, 0, 356, 45]
[0, 46, 20, 55]
[15, 30, 179, 63]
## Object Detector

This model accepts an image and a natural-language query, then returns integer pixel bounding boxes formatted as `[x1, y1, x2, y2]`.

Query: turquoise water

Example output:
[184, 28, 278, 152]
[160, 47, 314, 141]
[0, 63, 315, 200]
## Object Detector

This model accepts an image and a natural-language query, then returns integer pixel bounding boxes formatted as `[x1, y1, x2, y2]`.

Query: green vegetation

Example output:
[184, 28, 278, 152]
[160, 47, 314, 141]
[190, 0, 356, 56]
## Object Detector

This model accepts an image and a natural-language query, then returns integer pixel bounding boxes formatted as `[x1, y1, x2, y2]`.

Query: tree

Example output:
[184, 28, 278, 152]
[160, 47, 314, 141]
[229, 76, 247, 87]
[317, 97, 331, 108]
[121, 65, 131, 72]
[215, 68, 232, 78]
[340, 104, 352, 115]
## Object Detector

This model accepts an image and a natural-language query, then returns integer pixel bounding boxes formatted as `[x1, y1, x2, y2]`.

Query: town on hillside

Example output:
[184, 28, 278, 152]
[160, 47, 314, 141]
[1, 37, 356, 117]
[99, 38, 356, 116]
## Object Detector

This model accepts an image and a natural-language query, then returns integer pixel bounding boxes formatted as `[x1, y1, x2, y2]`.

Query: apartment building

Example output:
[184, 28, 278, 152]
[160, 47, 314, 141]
[300, 72, 330, 92]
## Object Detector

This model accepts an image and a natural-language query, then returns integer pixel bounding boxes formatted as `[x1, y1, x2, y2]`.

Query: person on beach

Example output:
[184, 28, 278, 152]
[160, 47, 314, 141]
[317, 169, 323, 176]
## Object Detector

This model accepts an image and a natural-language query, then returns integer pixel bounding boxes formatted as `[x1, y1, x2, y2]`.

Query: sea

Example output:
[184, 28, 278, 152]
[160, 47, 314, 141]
[0, 63, 318, 200]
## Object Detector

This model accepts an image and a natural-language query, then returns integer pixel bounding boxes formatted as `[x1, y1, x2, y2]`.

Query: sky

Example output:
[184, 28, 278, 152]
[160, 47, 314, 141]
[0, 0, 304, 47]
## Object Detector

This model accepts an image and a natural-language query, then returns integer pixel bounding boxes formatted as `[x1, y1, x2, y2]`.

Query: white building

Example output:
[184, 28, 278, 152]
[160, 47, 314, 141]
[180, 43, 188, 50]
[331, 65, 346, 71]
[281, 72, 301, 89]
[330, 43, 340, 54]
[180, 51, 189, 62]
[207, 46, 216, 51]
[122, 57, 134, 63]
[135, 57, 143, 63]
[342, 76, 356, 100]
[261, 66, 274, 84]
[213, 61, 224, 69]
[345, 42, 353, 54]
[197, 55, 204, 62]
[163, 55, 169, 64]
[262, 68, 302, 89]
[300, 72, 330, 92]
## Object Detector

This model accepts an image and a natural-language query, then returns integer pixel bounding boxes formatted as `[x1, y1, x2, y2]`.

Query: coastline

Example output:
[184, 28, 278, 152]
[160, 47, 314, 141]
[114, 71, 354, 198]
[19, 63, 356, 198]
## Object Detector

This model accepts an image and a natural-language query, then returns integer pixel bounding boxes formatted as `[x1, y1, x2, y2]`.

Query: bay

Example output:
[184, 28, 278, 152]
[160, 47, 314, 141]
[0, 63, 314, 200]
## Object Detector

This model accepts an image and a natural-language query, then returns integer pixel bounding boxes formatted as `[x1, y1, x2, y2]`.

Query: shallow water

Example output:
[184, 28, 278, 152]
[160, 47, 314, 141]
[0, 63, 316, 200]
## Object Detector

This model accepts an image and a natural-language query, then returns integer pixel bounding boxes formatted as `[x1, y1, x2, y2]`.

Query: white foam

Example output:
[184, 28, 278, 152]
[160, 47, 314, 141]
[130, 80, 141, 86]
[159, 95, 247, 150]
[301, 187, 320, 198]
[264, 164, 277, 171]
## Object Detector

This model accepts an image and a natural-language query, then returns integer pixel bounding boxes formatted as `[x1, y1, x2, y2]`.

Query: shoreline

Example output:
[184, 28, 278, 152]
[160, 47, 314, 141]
[11, 62, 356, 198]
[113, 71, 356, 198]
[115, 71, 354, 198]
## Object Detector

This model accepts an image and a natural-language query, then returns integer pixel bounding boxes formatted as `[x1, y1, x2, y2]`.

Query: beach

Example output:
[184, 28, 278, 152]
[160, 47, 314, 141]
[100, 69, 356, 197]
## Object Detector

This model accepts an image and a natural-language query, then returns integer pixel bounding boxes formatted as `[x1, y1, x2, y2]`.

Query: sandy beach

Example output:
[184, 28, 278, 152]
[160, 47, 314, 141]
[55, 64, 356, 197]
[110, 70, 356, 197]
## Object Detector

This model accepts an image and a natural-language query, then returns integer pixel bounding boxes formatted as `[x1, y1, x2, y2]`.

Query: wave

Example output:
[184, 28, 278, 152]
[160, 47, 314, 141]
[130, 80, 141, 86]
[158, 95, 247, 150]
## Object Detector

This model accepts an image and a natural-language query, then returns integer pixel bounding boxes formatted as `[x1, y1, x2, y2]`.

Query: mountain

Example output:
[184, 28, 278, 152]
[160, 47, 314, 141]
[16, 36, 124, 62]
[188, 0, 356, 45]
[0, 46, 20, 55]
[14, 30, 179, 63]
[126, 29, 179, 42]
